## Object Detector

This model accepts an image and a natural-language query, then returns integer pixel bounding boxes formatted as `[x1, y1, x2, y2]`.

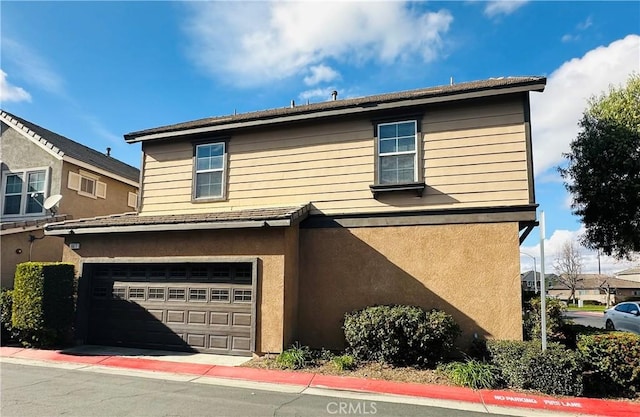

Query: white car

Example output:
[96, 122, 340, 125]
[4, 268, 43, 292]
[604, 301, 640, 334]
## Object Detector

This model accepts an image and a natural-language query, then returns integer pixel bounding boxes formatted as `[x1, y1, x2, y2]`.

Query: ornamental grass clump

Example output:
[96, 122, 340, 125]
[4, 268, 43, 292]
[276, 342, 312, 370]
[441, 359, 501, 389]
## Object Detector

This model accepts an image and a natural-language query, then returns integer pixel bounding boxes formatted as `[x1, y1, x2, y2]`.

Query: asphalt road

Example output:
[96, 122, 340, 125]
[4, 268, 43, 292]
[563, 311, 605, 329]
[1, 362, 515, 417]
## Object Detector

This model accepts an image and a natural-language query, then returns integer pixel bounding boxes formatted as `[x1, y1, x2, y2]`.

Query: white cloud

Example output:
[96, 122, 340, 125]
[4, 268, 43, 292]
[299, 87, 337, 102]
[520, 227, 638, 275]
[183, 1, 452, 87]
[0, 70, 31, 102]
[530, 34, 640, 176]
[2, 38, 64, 95]
[304, 64, 340, 86]
[484, 1, 528, 18]
[561, 16, 593, 43]
[577, 16, 593, 31]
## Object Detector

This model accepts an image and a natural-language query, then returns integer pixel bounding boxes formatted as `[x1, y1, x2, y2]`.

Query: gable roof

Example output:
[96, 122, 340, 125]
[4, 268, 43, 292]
[1, 110, 140, 184]
[125, 76, 546, 143]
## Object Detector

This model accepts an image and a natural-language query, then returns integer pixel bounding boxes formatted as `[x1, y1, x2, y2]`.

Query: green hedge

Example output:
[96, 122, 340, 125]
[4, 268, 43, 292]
[0, 288, 14, 344]
[343, 305, 460, 367]
[11, 262, 75, 348]
[486, 340, 584, 397]
[577, 332, 640, 397]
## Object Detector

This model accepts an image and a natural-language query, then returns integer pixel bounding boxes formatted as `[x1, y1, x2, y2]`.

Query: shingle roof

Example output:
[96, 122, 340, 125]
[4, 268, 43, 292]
[549, 274, 640, 290]
[1, 214, 70, 234]
[45, 204, 310, 234]
[125, 76, 546, 141]
[1, 110, 140, 182]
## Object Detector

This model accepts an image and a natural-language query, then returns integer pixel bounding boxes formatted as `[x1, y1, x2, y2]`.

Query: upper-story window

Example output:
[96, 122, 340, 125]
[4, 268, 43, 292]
[378, 121, 418, 184]
[194, 142, 226, 200]
[1, 168, 48, 217]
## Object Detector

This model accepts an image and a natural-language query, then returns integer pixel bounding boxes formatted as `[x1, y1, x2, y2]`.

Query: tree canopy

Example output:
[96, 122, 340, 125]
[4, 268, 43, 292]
[559, 74, 640, 259]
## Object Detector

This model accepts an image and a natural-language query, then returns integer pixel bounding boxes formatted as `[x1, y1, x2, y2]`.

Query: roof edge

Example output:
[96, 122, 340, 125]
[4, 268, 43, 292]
[1, 111, 64, 159]
[125, 77, 547, 143]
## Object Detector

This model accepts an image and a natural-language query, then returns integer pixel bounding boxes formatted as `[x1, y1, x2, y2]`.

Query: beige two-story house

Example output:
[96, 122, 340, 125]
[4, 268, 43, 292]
[46, 77, 546, 356]
[1, 111, 140, 287]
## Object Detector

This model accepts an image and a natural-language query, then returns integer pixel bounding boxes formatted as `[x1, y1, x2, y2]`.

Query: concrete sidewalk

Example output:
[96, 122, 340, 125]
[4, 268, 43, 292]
[1, 345, 638, 417]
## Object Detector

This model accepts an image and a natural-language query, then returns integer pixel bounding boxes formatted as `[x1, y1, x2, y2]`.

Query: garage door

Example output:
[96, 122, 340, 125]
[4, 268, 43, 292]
[86, 262, 255, 356]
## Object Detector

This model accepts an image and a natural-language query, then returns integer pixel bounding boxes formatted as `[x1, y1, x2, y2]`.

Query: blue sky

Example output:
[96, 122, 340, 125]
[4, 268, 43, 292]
[2, 1, 639, 274]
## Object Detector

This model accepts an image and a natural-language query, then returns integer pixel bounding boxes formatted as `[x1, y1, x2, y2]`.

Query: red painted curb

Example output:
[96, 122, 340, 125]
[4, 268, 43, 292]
[12, 348, 110, 364]
[310, 374, 481, 403]
[2, 348, 638, 417]
[481, 389, 640, 417]
[0, 346, 25, 356]
[98, 356, 215, 376]
[205, 365, 315, 386]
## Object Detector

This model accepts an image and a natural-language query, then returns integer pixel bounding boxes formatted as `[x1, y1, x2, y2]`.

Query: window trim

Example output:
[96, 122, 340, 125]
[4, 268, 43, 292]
[1, 167, 50, 218]
[68, 170, 107, 199]
[369, 117, 425, 198]
[191, 139, 229, 202]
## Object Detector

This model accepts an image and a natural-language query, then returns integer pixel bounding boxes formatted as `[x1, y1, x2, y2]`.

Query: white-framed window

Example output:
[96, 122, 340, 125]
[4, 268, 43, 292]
[68, 170, 106, 199]
[377, 120, 418, 184]
[194, 142, 226, 200]
[1, 168, 49, 217]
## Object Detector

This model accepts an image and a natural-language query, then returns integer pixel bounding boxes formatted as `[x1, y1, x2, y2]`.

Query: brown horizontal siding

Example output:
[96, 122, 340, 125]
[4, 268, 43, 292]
[140, 97, 531, 216]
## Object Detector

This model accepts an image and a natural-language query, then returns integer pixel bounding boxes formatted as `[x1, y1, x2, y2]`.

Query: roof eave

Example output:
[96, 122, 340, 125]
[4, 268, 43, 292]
[45, 219, 293, 235]
[125, 81, 546, 143]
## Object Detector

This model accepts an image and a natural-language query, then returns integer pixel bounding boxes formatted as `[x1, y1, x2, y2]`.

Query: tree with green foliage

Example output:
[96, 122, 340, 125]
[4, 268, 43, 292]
[559, 74, 640, 259]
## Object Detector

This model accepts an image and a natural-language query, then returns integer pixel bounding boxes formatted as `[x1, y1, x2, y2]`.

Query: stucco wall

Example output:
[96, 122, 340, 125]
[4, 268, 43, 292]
[1, 232, 64, 288]
[58, 162, 138, 219]
[61, 227, 291, 353]
[298, 222, 523, 351]
[1, 122, 63, 195]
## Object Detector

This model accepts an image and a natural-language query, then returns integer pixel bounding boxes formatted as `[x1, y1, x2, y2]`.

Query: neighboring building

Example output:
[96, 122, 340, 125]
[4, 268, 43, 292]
[616, 267, 640, 283]
[520, 271, 558, 294]
[1, 111, 140, 287]
[548, 273, 640, 305]
[45, 77, 546, 356]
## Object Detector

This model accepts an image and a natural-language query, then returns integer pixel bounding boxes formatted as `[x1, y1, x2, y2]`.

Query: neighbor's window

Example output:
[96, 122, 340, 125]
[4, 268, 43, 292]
[2, 169, 48, 216]
[194, 142, 226, 199]
[68, 170, 106, 199]
[377, 121, 418, 185]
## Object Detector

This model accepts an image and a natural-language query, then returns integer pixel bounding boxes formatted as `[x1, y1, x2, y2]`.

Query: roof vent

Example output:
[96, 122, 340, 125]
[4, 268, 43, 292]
[290, 100, 295, 108]
[106, 147, 111, 157]
[331, 90, 338, 101]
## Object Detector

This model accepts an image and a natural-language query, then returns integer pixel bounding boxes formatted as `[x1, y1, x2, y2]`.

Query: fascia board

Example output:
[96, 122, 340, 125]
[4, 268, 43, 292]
[2, 117, 64, 160]
[126, 83, 547, 143]
[44, 218, 291, 235]
[63, 156, 139, 187]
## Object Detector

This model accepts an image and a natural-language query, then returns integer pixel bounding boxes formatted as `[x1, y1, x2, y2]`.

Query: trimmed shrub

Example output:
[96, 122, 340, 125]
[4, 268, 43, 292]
[442, 359, 502, 389]
[577, 332, 640, 397]
[343, 305, 461, 367]
[11, 262, 75, 348]
[486, 340, 584, 397]
[1, 288, 14, 344]
[523, 297, 567, 342]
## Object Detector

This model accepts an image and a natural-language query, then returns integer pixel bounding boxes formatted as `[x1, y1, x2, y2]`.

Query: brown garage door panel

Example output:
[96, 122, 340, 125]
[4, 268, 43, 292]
[87, 262, 255, 355]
